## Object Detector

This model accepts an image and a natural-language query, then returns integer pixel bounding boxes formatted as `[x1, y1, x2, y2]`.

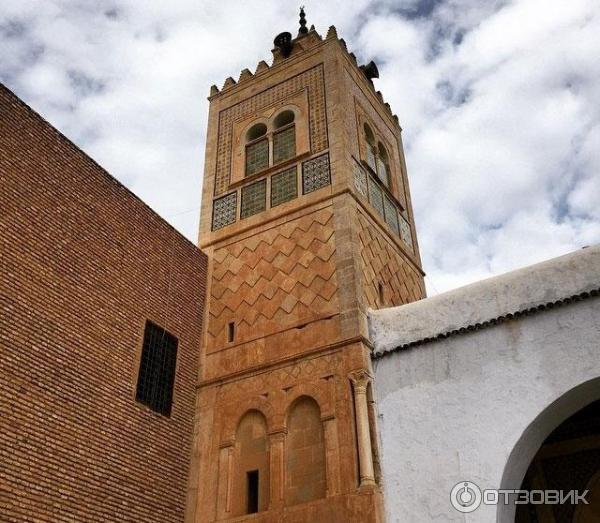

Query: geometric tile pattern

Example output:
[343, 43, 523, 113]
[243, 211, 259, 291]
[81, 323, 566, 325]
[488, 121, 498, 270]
[384, 195, 400, 236]
[240, 179, 267, 219]
[302, 153, 330, 194]
[399, 215, 413, 250]
[245, 138, 269, 176]
[357, 211, 425, 309]
[273, 126, 296, 164]
[367, 178, 384, 218]
[271, 166, 298, 208]
[353, 161, 368, 197]
[212, 192, 237, 231]
[215, 64, 327, 196]
[207, 208, 338, 351]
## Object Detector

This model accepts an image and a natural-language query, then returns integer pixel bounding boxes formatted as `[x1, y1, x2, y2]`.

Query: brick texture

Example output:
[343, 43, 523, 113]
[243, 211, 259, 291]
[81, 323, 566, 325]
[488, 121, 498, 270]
[0, 84, 206, 523]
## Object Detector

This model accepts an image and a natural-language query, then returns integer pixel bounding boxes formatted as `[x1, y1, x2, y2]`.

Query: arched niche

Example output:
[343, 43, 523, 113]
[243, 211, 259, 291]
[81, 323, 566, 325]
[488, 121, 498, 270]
[285, 395, 327, 506]
[232, 409, 270, 516]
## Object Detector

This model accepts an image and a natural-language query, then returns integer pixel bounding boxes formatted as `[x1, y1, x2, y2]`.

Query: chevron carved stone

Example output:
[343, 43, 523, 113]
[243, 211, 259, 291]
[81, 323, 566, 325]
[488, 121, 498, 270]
[207, 208, 338, 351]
[357, 211, 425, 308]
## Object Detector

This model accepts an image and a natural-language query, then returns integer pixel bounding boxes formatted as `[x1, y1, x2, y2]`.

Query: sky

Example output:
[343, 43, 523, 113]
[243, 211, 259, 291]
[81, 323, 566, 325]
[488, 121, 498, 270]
[1, 0, 599, 295]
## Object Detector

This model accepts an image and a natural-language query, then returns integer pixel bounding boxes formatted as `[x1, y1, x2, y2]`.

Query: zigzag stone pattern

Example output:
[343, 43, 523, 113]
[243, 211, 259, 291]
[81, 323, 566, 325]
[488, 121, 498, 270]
[357, 211, 425, 309]
[207, 208, 338, 352]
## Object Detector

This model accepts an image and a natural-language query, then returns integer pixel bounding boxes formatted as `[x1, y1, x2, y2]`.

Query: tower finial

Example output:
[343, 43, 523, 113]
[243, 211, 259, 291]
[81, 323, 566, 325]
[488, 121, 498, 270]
[299, 6, 308, 35]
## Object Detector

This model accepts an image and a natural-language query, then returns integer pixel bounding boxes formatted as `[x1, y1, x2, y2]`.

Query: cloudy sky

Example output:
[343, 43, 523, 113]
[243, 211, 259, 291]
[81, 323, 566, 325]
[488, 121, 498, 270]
[2, 0, 599, 294]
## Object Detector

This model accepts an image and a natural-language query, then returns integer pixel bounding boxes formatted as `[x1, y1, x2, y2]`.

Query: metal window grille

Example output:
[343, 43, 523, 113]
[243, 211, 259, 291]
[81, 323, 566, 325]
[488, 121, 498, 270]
[135, 321, 178, 416]
[273, 126, 296, 164]
[212, 192, 237, 231]
[245, 138, 269, 176]
[368, 175, 385, 218]
[353, 161, 368, 197]
[377, 157, 389, 187]
[241, 179, 267, 219]
[384, 196, 400, 235]
[400, 216, 413, 249]
[271, 166, 298, 207]
[302, 153, 331, 194]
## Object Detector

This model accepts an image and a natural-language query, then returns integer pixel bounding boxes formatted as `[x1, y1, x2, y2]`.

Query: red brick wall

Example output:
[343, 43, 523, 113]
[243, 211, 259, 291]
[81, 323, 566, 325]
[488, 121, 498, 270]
[0, 84, 206, 522]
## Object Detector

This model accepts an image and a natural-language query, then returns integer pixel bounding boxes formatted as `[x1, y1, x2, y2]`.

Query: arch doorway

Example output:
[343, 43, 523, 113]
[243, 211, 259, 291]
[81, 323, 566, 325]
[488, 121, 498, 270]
[500, 378, 600, 523]
[515, 399, 600, 522]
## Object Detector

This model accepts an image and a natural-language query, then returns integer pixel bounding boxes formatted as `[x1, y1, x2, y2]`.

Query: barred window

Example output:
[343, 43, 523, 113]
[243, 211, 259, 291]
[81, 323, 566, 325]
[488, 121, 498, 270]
[135, 321, 178, 416]
[246, 138, 269, 176]
[241, 179, 267, 219]
[271, 166, 298, 207]
[273, 126, 296, 164]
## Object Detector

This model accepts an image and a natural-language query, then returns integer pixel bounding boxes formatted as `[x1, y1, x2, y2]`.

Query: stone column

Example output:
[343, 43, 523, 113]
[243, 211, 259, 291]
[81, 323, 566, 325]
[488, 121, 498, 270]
[349, 370, 376, 487]
[269, 429, 286, 509]
[216, 440, 234, 518]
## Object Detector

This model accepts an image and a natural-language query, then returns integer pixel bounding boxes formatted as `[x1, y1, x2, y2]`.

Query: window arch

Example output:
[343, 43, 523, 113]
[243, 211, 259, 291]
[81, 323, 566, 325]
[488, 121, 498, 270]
[245, 123, 269, 176]
[363, 122, 392, 189]
[273, 110, 296, 164]
[233, 410, 270, 516]
[285, 396, 326, 505]
[376, 142, 390, 187]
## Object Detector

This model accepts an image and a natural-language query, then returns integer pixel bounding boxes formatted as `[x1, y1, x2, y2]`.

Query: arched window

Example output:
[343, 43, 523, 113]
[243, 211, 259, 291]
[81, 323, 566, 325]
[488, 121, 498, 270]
[233, 410, 270, 515]
[377, 142, 390, 187]
[364, 123, 376, 172]
[285, 396, 326, 505]
[363, 123, 392, 189]
[273, 110, 296, 164]
[245, 123, 269, 176]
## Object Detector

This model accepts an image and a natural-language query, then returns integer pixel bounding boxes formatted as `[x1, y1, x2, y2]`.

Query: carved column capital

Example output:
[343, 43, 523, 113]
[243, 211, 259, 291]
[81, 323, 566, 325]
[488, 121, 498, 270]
[349, 369, 372, 394]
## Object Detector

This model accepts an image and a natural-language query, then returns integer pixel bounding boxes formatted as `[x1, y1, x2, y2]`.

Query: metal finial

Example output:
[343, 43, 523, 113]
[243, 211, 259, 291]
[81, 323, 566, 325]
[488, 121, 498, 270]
[299, 6, 308, 34]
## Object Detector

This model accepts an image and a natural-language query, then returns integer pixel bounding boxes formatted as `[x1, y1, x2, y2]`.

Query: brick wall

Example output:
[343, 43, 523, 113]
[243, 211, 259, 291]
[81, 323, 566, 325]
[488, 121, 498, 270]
[0, 84, 206, 522]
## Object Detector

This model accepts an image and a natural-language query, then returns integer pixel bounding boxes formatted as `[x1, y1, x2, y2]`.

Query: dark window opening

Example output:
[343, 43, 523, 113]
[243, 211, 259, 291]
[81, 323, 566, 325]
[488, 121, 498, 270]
[247, 470, 259, 514]
[135, 321, 178, 416]
[228, 322, 235, 343]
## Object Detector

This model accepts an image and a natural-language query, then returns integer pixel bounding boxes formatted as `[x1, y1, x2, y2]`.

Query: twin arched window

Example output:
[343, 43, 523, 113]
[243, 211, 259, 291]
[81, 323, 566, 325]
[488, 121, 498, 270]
[245, 110, 296, 176]
[364, 123, 390, 188]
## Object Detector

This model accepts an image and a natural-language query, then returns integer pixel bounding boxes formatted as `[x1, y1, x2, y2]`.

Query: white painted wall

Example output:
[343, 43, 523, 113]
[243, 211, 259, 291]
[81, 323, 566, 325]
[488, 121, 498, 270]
[370, 246, 600, 522]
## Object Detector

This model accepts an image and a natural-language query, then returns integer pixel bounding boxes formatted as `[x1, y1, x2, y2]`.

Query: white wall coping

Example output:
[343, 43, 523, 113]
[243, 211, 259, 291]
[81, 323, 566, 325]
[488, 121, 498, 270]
[369, 244, 600, 355]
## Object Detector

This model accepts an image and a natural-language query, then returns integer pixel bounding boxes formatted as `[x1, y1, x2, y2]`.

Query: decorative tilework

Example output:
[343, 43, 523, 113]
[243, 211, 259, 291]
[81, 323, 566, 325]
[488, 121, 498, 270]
[245, 138, 269, 176]
[212, 192, 237, 231]
[353, 161, 368, 197]
[240, 179, 267, 219]
[400, 216, 413, 249]
[368, 177, 384, 218]
[215, 64, 327, 196]
[302, 154, 330, 194]
[273, 126, 296, 164]
[271, 167, 298, 208]
[384, 196, 400, 235]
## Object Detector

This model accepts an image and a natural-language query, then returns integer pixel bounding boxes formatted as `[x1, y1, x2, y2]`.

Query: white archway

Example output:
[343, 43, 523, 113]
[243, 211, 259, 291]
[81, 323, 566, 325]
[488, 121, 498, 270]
[497, 377, 600, 523]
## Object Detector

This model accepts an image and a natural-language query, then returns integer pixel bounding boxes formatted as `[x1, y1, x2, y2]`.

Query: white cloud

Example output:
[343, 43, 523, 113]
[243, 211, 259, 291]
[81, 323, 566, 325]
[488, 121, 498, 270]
[1, 0, 598, 295]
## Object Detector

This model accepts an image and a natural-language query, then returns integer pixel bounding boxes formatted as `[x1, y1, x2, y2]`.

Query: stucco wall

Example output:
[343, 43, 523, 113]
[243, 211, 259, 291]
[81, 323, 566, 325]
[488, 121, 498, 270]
[370, 247, 600, 522]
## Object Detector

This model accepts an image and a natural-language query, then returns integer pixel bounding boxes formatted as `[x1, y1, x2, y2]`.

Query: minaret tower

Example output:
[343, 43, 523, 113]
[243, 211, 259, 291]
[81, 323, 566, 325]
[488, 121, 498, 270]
[186, 10, 425, 522]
